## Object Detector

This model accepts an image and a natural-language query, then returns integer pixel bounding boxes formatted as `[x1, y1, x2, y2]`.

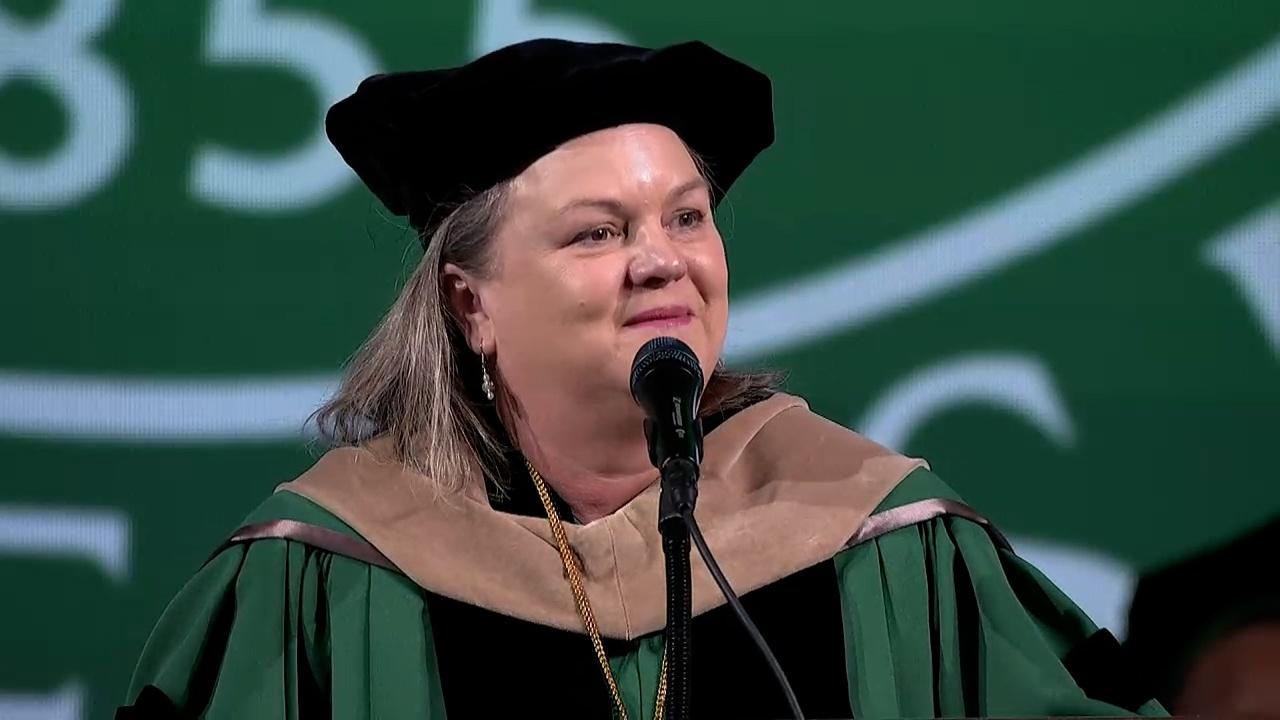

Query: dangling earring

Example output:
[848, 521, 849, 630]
[480, 350, 495, 401]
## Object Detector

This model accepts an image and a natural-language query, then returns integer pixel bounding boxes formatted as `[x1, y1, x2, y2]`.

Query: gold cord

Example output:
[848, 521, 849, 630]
[526, 459, 667, 720]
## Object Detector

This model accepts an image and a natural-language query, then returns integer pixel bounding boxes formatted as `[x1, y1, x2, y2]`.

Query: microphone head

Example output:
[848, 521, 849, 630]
[630, 336, 706, 473]
[630, 336, 703, 402]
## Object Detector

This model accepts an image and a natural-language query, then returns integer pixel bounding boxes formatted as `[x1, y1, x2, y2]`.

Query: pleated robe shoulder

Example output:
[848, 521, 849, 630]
[118, 393, 1166, 719]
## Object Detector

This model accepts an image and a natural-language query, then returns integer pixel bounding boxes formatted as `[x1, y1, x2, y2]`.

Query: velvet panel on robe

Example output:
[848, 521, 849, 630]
[118, 467, 1165, 719]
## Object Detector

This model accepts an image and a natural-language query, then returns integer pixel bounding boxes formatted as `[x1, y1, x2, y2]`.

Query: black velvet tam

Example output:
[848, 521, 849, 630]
[324, 39, 775, 238]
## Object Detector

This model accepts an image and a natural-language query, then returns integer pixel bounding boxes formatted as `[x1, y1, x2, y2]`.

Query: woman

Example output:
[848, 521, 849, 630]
[119, 39, 1162, 719]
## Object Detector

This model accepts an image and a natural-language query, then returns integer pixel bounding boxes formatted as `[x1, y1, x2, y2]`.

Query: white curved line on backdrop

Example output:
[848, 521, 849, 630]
[856, 353, 1075, 453]
[724, 33, 1280, 361]
[856, 357, 1139, 636]
[0, 683, 83, 720]
[0, 505, 130, 581]
[1010, 535, 1135, 638]
[1203, 200, 1280, 356]
[0, 372, 335, 441]
[0, 35, 1278, 440]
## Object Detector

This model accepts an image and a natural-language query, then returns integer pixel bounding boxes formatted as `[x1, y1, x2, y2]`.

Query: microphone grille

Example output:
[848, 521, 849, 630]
[630, 336, 702, 391]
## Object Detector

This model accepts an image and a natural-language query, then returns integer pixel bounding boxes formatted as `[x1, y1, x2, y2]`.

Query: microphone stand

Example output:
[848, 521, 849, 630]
[653, 442, 807, 720]
[631, 336, 803, 720]
[657, 456, 699, 720]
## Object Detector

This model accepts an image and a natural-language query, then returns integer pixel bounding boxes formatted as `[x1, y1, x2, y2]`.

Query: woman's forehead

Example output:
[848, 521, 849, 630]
[511, 124, 703, 208]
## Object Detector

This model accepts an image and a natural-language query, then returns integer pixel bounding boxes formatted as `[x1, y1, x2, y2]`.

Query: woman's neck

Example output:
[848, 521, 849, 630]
[504, 390, 658, 523]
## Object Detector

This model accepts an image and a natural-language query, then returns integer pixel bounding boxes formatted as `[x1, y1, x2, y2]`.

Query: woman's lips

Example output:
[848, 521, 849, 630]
[626, 315, 693, 329]
[625, 306, 693, 328]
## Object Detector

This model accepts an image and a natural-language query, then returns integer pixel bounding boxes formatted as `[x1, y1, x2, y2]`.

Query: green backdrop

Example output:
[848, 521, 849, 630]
[2, 1, 1278, 717]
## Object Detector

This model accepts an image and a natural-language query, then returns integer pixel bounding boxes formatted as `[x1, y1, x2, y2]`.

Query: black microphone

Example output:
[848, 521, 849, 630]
[631, 336, 704, 719]
[629, 336, 705, 518]
[630, 336, 807, 720]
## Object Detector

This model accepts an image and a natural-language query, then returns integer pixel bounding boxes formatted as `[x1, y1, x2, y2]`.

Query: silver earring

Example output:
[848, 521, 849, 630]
[480, 351, 495, 401]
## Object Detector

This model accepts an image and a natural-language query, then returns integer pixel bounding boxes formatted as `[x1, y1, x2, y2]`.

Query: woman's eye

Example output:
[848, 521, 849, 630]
[673, 210, 704, 230]
[572, 225, 619, 245]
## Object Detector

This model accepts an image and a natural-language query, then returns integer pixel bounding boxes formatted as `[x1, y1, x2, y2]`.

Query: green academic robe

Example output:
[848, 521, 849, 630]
[119, 467, 1165, 718]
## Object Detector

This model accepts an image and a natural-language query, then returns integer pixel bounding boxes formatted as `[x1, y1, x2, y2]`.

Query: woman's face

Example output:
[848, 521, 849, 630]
[470, 123, 728, 409]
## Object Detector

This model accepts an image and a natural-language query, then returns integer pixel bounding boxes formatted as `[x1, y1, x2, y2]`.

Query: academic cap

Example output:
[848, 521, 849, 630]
[324, 38, 775, 240]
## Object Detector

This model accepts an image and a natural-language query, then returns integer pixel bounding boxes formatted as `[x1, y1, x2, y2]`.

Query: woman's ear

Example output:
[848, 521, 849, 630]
[441, 262, 492, 353]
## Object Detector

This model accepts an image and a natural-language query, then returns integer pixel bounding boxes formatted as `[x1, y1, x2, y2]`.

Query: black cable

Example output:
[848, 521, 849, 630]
[683, 512, 805, 720]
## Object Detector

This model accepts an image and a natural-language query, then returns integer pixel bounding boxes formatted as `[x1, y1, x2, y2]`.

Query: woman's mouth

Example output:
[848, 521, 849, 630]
[624, 306, 694, 329]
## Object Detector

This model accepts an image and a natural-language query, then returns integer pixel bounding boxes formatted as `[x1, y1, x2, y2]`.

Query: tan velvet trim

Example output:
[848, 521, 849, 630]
[218, 500, 1007, 580]
[843, 498, 1011, 551]
[278, 393, 927, 640]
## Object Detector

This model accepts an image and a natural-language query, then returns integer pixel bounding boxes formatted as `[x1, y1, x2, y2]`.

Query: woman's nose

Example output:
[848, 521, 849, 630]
[627, 225, 688, 288]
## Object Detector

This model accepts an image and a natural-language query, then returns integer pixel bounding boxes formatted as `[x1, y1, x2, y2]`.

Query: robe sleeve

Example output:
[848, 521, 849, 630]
[835, 468, 1168, 718]
[116, 492, 448, 720]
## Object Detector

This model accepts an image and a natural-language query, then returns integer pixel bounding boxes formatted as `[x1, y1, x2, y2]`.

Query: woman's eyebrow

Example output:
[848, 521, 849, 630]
[557, 177, 709, 215]
[666, 177, 710, 203]
[557, 197, 627, 215]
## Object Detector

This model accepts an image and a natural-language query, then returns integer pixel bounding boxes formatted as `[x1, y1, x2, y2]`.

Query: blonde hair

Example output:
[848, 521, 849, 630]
[314, 170, 782, 494]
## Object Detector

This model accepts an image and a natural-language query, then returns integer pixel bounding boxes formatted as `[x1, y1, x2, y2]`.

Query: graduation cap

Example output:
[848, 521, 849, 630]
[324, 38, 775, 241]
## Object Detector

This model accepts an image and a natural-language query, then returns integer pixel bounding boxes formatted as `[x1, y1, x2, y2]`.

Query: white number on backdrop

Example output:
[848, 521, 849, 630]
[471, 0, 628, 58]
[0, 0, 132, 209]
[1205, 201, 1280, 357]
[190, 0, 380, 212]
